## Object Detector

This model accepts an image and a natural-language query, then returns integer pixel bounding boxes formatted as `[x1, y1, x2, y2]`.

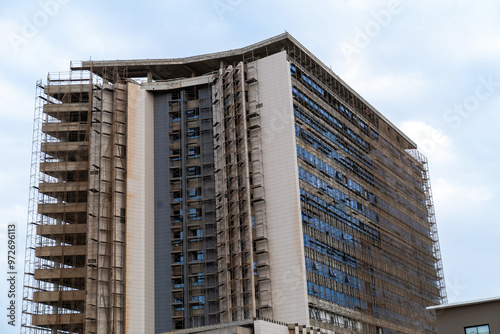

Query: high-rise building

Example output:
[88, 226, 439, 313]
[22, 33, 446, 334]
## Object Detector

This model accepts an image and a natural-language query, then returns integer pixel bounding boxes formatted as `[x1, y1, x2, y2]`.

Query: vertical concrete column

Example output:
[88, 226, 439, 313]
[125, 82, 155, 334]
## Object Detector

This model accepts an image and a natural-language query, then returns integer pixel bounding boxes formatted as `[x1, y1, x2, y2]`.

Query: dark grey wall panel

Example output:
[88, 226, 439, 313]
[154, 92, 172, 333]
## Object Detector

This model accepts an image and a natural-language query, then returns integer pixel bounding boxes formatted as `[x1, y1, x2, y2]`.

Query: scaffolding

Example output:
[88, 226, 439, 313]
[406, 149, 447, 304]
[21, 80, 47, 334]
[85, 70, 127, 334]
[289, 54, 444, 334]
[212, 60, 272, 323]
[21, 69, 126, 334]
[22, 71, 93, 333]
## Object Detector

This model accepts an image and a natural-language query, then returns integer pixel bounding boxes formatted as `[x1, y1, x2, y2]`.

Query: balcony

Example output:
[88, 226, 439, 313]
[34, 268, 85, 290]
[33, 290, 85, 312]
[43, 103, 89, 122]
[41, 141, 89, 156]
[35, 245, 86, 267]
[32, 313, 84, 329]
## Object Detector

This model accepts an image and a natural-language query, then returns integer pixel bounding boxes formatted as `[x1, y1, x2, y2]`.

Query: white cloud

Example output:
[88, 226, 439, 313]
[0, 77, 34, 122]
[0, 18, 70, 73]
[399, 121, 454, 163]
[433, 178, 493, 214]
[346, 68, 428, 102]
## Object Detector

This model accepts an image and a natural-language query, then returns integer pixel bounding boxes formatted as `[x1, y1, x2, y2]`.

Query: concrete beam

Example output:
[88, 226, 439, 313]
[39, 181, 88, 194]
[38, 202, 87, 214]
[37, 224, 87, 236]
[32, 313, 84, 326]
[41, 141, 89, 154]
[141, 74, 214, 91]
[42, 122, 88, 134]
[45, 84, 91, 96]
[34, 290, 85, 303]
[36, 245, 86, 258]
[40, 161, 88, 173]
[34, 267, 86, 280]
[44, 102, 89, 114]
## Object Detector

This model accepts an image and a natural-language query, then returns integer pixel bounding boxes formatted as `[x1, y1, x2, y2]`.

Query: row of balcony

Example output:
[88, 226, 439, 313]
[33, 84, 92, 332]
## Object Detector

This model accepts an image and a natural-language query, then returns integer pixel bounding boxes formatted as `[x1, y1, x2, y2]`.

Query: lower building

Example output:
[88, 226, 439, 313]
[428, 297, 500, 334]
[160, 318, 342, 334]
[22, 33, 446, 334]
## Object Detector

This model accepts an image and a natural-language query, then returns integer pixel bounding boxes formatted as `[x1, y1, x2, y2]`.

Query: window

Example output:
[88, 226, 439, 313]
[187, 146, 200, 158]
[188, 188, 201, 200]
[189, 208, 202, 220]
[189, 228, 203, 241]
[170, 112, 180, 122]
[172, 191, 182, 202]
[191, 295, 205, 309]
[192, 273, 204, 286]
[172, 213, 182, 223]
[187, 127, 200, 139]
[171, 148, 181, 161]
[170, 132, 180, 141]
[172, 253, 183, 264]
[186, 108, 199, 119]
[187, 166, 200, 176]
[465, 325, 490, 334]
[172, 278, 184, 289]
[171, 168, 181, 178]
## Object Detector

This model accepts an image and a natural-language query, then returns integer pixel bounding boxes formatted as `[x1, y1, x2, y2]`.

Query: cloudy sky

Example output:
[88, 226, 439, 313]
[1, 0, 499, 332]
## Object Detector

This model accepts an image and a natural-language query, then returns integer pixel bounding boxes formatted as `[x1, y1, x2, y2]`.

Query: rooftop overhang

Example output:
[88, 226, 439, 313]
[72, 33, 296, 80]
[72, 32, 417, 149]
[427, 296, 500, 311]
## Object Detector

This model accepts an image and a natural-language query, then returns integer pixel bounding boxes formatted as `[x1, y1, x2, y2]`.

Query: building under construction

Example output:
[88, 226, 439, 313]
[22, 33, 446, 334]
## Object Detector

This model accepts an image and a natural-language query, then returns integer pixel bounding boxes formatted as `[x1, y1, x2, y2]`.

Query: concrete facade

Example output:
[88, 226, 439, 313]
[256, 51, 309, 325]
[125, 83, 155, 334]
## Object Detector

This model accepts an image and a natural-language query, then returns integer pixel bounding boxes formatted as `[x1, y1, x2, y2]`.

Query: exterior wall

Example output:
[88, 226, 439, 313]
[125, 83, 155, 334]
[432, 300, 500, 334]
[154, 92, 172, 332]
[290, 54, 440, 333]
[253, 320, 289, 334]
[153, 83, 217, 332]
[255, 51, 309, 325]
